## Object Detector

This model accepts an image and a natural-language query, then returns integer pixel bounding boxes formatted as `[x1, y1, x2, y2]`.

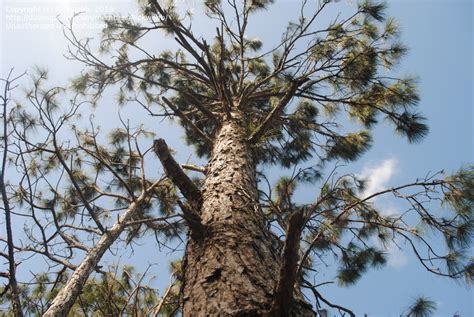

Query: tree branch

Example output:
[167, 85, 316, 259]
[153, 138, 204, 233]
[1, 69, 25, 317]
[152, 278, 176, 316]
[302, 279, 355, 317]
[162, 97, 213, 146]
[248, 80, 300, 143]
[44, 179, 163, 316]
[177, 200, 204, 238]
[269, 208, 305, 317]
[182, 164, 207, 174]
[181, 92, 220, 126]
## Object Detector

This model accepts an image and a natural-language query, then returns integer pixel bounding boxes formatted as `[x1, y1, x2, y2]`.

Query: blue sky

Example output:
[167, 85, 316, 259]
[1, 0, 472, 316]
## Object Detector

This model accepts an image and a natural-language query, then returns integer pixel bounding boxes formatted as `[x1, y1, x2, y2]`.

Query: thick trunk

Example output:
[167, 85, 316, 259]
[182, 117, 312, 316]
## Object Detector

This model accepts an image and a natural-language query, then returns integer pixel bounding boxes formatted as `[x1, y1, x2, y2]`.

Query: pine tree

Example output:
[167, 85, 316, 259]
[1, 1, 472, 316]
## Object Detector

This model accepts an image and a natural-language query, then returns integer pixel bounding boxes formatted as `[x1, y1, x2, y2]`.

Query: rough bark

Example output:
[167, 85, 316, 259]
[44, 115, 312, 316]
[269, 209, 306, 317]
[154, 138, 204, 237]
[181, 114, 313, 316]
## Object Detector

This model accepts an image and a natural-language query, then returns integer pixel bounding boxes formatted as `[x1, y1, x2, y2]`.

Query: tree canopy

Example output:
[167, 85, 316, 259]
[0, 0, 472, 316]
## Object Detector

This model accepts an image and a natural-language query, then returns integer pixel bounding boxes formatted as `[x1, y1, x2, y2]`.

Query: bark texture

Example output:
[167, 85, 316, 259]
[181, 115, 312, 316]
[154, 138, 204, 237]
[269, 210, 306, 317]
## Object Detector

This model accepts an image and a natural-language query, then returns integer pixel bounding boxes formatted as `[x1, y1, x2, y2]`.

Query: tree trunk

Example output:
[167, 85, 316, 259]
[182, 115, 311, 316]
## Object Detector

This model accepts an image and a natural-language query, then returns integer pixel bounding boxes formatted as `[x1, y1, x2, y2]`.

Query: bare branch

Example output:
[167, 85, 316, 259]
[162, 97, 213, 146]
[181, 164, 207, 174]
[153, 138, 204, 234]
[269, 208, 305, 317]
[248, 80, 301, 143]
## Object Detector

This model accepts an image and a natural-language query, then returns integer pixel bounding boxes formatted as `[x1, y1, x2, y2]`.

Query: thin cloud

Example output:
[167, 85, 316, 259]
[359, 158, 398, 198]
[360, 158, 408, 268]
[385, 241, 408, 269]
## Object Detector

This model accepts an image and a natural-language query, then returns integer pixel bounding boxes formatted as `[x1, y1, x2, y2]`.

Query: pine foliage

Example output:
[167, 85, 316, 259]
[0, 0, 472, 315]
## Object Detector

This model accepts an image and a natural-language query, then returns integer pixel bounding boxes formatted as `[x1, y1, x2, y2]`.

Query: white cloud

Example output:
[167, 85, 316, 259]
[380, 204, 400, 217]
[359, 158, 398, 198]
[360, 158, 408, 268]
[385, 241, 408, 269]
[358, 158, 401, 216]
